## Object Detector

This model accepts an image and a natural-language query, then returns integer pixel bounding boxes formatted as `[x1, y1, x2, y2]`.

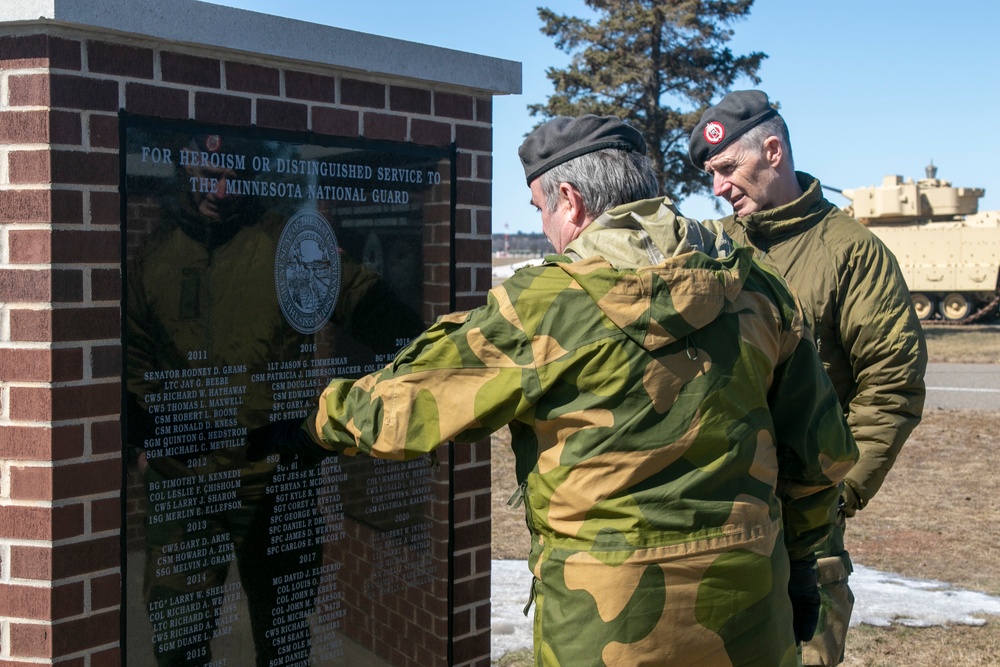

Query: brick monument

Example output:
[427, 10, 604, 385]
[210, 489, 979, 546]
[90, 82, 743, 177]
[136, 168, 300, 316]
[0, 2, 520, 665]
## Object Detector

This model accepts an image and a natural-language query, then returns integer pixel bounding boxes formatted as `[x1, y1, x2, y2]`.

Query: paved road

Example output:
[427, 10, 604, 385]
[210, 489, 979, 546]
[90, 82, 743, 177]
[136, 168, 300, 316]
[925, 363, 1000, 410]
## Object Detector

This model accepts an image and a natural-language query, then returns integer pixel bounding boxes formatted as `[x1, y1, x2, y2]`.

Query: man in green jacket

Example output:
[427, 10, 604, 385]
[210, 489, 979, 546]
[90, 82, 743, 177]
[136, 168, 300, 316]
[689, 90, 928, 666]
[252, 115, 858, 666]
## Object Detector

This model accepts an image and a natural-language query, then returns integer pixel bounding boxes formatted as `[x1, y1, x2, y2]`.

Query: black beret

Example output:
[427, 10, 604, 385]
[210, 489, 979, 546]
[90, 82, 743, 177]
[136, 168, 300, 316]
[688, 90, 779, 170]
[518, 115, 646, 184]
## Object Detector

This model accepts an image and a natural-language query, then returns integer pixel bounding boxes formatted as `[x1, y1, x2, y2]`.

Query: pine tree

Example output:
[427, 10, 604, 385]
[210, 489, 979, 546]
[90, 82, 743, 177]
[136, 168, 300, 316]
[530, 0, 765, 202]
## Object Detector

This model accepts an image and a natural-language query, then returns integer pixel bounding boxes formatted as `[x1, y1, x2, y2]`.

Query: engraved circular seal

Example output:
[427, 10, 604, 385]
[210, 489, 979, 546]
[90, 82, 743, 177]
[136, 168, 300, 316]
[275, 209, 341, 334]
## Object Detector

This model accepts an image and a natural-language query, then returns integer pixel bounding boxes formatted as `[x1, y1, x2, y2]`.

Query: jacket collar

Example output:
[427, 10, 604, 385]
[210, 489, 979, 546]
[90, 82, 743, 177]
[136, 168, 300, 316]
[733, 172, 835, 248]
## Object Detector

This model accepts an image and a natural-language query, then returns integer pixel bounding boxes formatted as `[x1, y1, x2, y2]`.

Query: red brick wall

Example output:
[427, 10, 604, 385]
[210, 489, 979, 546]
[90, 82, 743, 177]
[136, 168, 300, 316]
[0, 29, 494, 666]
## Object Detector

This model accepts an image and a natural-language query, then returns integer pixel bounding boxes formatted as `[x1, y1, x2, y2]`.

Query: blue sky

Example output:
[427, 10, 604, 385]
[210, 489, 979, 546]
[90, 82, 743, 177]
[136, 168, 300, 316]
[213, 0, 1000, 233]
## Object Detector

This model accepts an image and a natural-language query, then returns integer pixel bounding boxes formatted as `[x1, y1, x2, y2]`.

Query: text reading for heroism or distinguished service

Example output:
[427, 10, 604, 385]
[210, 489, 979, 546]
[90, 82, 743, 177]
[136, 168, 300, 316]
[139, 145, 442, 204]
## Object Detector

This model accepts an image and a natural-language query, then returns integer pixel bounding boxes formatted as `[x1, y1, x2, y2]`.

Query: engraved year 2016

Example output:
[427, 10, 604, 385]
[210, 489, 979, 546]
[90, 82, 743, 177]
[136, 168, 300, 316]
[300, 342, 316, 354]
[187, 350, 208, 361]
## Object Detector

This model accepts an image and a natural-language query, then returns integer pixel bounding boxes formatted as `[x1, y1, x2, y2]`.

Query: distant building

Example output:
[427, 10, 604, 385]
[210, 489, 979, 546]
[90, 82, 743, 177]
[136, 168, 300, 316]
[492, 232, 551, 256]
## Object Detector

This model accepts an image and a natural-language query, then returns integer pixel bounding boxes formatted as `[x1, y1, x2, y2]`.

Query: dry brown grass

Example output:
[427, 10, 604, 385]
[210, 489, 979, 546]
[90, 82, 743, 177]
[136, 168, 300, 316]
[847, 409, 1000, 596]
[842, 619, 1000, 667]
[490, 326, 1000, 666]
[838, 407, 1000, 666]
[922, 323, 1000, 364]
[490, 427, 530, 561]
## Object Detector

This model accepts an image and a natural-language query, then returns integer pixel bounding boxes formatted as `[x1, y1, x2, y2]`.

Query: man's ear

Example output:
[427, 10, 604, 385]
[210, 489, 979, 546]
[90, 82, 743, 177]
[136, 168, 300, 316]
[559, 182, 588, 228]
[763, 136, 784, 169]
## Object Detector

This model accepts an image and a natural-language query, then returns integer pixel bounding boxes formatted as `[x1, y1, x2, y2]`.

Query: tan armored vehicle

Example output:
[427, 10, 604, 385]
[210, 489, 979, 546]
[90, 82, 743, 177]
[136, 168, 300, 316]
[840, 164, 1000, 323]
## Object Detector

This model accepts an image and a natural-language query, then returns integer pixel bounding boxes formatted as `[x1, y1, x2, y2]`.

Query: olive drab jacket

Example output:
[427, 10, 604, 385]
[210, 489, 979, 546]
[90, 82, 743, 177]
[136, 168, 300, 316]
[720, 173, 927, 512]
[310, 197, 858, 666]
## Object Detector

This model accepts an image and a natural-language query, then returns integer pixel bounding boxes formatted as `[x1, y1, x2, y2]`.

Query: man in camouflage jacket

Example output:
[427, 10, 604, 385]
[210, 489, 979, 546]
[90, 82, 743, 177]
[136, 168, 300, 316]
[252, 116, 858, 666]
[690, 91, 927, 666]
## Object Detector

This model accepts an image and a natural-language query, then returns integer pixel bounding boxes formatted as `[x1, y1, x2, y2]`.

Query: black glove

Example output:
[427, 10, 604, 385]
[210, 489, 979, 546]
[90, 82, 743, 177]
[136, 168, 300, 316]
[788, 554, 821, 644]
[246, 419, 330, 465]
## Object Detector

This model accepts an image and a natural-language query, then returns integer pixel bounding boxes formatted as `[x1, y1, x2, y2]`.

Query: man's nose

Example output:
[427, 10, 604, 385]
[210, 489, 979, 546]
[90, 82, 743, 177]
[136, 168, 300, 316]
[712, 174, 729, 197]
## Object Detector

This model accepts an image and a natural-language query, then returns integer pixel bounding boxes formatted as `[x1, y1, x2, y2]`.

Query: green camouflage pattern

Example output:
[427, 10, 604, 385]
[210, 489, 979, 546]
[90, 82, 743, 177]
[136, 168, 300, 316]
[311, 198, 858, 665]
[719, 174, 927, 666]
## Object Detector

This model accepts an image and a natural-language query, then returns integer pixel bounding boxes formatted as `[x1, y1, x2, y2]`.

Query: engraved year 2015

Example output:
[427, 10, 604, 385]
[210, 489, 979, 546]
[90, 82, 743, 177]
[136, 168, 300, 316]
[186, 646, 207, 661]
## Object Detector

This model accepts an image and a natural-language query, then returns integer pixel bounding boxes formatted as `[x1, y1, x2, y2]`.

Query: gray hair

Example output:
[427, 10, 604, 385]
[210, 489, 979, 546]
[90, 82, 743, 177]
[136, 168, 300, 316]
[735, 114, 794, 168]
[540, 148, 660, 217]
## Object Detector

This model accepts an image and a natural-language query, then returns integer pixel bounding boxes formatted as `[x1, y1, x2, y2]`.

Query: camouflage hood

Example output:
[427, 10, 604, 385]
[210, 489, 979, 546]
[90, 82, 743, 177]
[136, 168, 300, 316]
[564, 196, 732, 268]
[556, 197, 746, 354]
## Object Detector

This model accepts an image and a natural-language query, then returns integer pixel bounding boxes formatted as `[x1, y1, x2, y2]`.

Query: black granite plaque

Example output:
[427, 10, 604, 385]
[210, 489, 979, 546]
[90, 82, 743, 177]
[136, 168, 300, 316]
[121, 115, 455, 667]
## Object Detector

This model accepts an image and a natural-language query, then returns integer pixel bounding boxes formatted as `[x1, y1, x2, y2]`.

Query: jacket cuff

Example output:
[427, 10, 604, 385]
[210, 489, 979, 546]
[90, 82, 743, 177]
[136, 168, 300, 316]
[842, 478, 864, 514]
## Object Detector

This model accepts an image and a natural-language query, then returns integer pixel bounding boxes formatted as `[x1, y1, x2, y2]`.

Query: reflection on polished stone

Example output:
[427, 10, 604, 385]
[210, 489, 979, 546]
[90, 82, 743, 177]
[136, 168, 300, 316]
[123, 117, 453, 666]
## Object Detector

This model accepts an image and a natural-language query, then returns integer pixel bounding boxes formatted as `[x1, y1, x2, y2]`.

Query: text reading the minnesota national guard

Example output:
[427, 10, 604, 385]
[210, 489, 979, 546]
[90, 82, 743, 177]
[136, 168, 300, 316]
[139, 145, 442, 205]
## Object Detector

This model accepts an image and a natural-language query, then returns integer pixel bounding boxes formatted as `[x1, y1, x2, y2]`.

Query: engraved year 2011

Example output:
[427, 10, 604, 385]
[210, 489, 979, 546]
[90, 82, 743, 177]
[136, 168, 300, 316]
[187, 350, 208, 361]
